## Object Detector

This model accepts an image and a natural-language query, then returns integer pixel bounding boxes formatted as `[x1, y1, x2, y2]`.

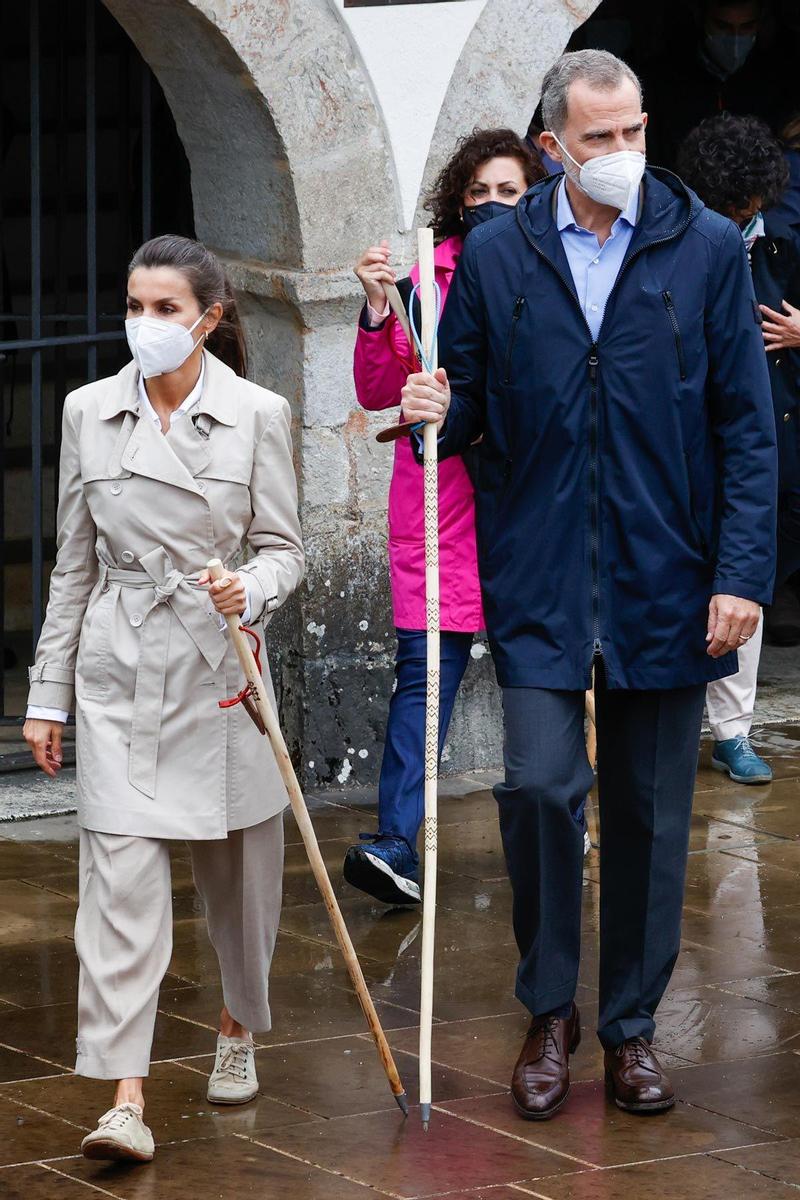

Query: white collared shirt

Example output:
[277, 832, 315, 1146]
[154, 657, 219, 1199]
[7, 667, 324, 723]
[28, 356, 255, 725]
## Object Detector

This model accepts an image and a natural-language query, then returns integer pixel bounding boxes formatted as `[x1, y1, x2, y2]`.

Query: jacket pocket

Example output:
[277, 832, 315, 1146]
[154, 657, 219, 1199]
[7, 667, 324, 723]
[503, 296, 526, 385]
[662, 291, 687, 381]
[684, 452, 709, 559]
[76, 587, 117, 698]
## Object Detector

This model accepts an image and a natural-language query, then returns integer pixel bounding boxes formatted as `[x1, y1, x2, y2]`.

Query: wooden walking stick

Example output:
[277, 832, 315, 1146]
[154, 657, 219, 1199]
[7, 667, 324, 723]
[408, 227, 442, 1131]
[207, 559, 408, 1116]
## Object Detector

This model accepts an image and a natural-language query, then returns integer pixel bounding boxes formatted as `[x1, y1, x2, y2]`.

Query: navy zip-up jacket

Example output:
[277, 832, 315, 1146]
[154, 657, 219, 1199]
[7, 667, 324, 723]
[435, 168, 777, 691]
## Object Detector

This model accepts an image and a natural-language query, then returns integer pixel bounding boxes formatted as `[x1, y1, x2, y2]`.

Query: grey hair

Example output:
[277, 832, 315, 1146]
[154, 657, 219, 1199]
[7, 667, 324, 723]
[540, 50, 643, 135]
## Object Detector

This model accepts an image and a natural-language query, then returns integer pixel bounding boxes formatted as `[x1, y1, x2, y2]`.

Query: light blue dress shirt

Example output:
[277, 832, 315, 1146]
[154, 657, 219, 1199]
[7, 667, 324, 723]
[556, 177, 639, 341]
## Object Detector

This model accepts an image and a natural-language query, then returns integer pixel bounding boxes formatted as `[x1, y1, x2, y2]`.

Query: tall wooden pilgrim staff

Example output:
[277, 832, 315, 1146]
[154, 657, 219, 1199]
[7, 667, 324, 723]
[207, 559, 408, 1116]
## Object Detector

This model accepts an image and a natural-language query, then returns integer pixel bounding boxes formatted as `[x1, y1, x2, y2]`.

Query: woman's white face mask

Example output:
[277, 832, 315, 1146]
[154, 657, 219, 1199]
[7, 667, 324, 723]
[125, 309, 208, 379]
[551, 133, 645, 212]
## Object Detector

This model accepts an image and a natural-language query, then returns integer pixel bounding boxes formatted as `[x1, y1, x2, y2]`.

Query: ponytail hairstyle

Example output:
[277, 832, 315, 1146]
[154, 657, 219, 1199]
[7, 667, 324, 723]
[127, 235, 248, 377]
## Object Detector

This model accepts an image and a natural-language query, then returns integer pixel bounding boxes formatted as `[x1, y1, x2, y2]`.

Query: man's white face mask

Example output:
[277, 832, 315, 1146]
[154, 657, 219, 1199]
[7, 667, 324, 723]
[125, 309, 208, 379]
[551, 133, 646, 212]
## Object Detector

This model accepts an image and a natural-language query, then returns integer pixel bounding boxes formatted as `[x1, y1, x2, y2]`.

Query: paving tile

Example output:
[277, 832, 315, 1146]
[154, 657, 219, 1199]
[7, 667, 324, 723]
[681, 848, 800, 917]
[0, 880, 76, 945]
[5, 1060, 314, 1147]
[717, 972, 800, 1013]
[525, 1154, 798, 1199]
[178, 1034, 494, 1120]
[671, 1051, 800, 1135]
[0, 840, 77, 882]
[694, 778, 800, 841]
[167, 919, 371, 986]
[281, 837, 369, 908]
[440, 1083, 782, 1168]
[261, 1107, 572, 1198]
[0, 1164, 101, 1199]
[62, 1134, 392, 1198]
[0, 939, 82, 1006]
[279, 897, 513, 963]
[158, 976, 418, 1046]
[712, 1137, 800, 1187]
[655, 986, 800, 1063]
[0, 1043, 66, 1085]
[724, 840, 800, 873]
[0, 998, 228, 1069]
[0, 1092, 85, 1166]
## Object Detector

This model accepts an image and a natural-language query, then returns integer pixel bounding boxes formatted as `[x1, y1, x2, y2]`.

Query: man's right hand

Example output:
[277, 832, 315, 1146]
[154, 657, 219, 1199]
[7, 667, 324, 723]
[354, 239, 396, 312]
[23, 719, 64, 778]
[401, 367, 451, 428]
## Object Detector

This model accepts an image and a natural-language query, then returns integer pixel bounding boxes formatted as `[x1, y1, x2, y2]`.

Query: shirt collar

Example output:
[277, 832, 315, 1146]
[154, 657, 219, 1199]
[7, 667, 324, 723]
[137, 354, 206, 427]
[556, 176, 639, 234]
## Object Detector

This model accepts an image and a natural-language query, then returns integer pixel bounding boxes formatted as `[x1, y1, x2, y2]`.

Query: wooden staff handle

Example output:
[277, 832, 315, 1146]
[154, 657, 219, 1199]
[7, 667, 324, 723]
[207, 559, 408, 1115]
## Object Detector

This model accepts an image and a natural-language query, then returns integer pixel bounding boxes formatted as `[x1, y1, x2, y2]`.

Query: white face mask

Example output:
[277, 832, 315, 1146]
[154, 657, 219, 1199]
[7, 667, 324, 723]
[125, 309, 208, 379]
[551, 134, 646, 212]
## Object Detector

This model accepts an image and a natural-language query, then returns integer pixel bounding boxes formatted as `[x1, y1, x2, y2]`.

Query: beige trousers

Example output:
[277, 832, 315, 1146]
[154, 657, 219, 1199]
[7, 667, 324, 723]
[74, 813, 284, 1080]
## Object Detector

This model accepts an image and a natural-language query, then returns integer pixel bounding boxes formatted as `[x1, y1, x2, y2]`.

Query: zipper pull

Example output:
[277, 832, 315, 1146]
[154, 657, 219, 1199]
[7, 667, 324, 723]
[593, 638, 603, 657]
[512, 297, 526, 320]
[588, 346, 599, 382]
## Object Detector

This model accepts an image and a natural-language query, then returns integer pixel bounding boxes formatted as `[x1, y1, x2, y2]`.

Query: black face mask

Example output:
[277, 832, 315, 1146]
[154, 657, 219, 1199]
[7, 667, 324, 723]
[462, 200, 516, 233]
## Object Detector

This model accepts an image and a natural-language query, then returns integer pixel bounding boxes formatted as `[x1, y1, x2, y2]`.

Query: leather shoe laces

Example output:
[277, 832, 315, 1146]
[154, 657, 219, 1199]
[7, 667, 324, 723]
[619, 1037, 657, 1071]
[527, 1015, 562, 1064]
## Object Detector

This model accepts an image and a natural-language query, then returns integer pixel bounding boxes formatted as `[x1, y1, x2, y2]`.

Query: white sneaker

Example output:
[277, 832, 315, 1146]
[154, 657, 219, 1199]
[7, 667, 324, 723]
[207, 1034, 259, 1104]
[81, 1102, 154, 1162]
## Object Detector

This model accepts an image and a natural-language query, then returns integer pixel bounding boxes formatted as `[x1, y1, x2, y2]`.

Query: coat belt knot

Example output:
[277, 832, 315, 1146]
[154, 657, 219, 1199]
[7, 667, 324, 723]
[100, 546, 228, 800]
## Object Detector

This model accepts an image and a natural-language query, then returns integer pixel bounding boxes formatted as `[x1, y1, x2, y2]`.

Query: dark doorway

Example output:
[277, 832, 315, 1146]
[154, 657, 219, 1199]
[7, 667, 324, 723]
[565, 1, 799, 171]
[1, 0, 194, 726]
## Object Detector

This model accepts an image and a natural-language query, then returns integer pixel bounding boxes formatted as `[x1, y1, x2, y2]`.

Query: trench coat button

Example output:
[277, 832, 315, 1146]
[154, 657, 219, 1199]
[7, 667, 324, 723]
[785, 413, 792, 423]
[110, 481, 122, 495]
[121, 550, 135, 563]
[197, 480, 206, 492]
[130, 613, 143, 628]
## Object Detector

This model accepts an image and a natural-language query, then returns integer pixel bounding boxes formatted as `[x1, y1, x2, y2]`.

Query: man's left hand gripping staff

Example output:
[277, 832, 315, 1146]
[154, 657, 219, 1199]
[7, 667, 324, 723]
[401, 367, 451, 429]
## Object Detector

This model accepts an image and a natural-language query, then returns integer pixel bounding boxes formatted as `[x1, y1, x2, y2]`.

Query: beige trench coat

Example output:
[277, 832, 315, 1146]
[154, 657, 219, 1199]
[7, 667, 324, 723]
[28, 352, 304, 840]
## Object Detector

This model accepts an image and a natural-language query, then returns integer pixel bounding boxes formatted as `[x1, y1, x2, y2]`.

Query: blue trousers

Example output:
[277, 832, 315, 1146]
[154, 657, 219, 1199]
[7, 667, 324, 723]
[495, 663, 706, 1048]
[377, 629, 474, 852]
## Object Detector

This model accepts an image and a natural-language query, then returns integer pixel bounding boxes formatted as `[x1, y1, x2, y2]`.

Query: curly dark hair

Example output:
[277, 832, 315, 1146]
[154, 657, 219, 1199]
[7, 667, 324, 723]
[677, 112, 789, 218]
[424, 128, 543, 242]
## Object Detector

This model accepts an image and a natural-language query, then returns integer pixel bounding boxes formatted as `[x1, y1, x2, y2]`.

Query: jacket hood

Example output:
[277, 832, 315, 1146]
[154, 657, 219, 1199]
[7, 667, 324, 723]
[517, 166, 703, 245]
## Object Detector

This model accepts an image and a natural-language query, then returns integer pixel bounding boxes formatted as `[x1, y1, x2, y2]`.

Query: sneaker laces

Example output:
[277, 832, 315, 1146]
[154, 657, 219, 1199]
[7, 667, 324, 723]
[218, 1041, 252, 1080]
[97, 1103, 142, 1130]
[732, 736, 761, 762]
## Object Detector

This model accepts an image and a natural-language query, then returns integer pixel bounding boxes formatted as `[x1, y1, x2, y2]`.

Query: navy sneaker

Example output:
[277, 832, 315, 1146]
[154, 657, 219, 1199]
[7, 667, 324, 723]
[711, 736, 773, 784]
[343, 834, 421, 905]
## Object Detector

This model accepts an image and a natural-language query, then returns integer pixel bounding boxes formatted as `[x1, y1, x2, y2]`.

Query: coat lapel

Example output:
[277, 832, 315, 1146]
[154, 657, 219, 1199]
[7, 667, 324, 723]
[165, 405, 213, 478]
[121, 410, 204, 495]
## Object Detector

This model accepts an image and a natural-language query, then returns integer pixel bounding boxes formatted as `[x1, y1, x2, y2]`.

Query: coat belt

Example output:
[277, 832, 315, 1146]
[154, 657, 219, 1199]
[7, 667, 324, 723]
[99, 546, 227, 799]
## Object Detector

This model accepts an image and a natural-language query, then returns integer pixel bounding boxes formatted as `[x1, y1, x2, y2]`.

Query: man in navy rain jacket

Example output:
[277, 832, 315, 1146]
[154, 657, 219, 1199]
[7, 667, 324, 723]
[403, 50, 777, 1121]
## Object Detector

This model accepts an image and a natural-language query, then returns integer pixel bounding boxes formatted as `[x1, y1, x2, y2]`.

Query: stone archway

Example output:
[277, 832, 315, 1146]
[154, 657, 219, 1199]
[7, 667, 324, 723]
[417, 0, 598, 227]
[101, 0, 400, 782]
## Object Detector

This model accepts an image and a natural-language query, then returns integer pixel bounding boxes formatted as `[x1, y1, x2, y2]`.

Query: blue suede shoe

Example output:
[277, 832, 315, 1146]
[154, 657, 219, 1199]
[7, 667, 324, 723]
[343, 834, 421, 905]
[711, 736, 772, 784]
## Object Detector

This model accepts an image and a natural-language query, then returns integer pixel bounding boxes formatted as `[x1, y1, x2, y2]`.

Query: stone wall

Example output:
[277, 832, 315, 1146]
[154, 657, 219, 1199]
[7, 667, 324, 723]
[102, 0, 598, 788]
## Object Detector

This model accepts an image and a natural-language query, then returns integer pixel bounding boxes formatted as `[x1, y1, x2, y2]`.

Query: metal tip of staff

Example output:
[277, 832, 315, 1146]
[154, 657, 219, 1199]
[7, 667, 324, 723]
[420, 1102, 431, 1131]
[395, 1091, 409, 1117]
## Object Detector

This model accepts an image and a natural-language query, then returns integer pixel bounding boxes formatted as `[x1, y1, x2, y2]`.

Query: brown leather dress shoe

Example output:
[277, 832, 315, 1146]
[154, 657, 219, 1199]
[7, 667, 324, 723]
[511, 1005, 580, 1120]
[604, 1037, 675, 1113]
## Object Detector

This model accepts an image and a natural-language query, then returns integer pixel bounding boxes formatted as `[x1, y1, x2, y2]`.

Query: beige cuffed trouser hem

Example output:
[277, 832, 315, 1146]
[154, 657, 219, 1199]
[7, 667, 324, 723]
[73, 813, 284, 1081]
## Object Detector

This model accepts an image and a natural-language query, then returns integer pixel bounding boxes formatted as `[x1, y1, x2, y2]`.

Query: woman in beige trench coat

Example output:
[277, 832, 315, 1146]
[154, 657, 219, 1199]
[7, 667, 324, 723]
[23, 235, 304, 1164]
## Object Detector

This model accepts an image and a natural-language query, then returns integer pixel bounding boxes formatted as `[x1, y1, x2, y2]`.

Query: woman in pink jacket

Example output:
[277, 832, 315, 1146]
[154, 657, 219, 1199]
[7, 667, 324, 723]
[343, 129, 542, 905]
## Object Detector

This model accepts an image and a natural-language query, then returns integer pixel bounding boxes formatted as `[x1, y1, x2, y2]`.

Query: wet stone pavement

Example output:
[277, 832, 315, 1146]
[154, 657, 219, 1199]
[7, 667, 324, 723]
[3, 731, 800, 1196]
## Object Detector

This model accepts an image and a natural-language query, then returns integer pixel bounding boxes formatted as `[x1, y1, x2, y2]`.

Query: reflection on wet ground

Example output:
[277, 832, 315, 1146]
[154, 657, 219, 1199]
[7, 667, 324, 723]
[2, 729, 800, 1196]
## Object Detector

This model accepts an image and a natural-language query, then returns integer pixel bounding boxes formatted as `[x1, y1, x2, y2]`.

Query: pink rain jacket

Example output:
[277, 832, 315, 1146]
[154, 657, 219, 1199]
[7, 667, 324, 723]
[353, 235, 484, 633]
